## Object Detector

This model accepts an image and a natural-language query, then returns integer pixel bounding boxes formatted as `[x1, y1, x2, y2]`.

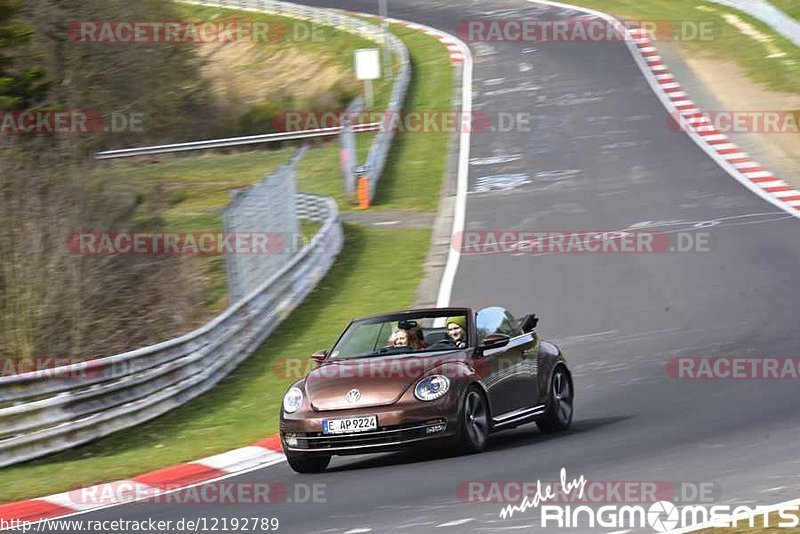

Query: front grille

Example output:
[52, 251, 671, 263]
[287, 419, 447, 450]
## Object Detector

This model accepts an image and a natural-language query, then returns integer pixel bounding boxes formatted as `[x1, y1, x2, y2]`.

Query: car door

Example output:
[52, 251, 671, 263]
[517, 331, 540, 404]
[475, 307, 531, 416]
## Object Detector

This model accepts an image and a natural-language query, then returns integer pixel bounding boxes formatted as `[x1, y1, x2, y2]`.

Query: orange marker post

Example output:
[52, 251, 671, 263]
[357, 176, 370, 209]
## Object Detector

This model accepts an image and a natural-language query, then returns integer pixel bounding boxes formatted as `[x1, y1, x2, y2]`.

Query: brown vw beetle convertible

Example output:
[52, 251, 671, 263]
[279, 307, 573, 473]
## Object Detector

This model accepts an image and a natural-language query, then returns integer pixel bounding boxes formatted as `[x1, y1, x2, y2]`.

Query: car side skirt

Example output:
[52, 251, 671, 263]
[491, 404, 547, 429]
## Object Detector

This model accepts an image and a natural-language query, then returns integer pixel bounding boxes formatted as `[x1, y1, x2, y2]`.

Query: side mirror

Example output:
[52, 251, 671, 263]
[479, 333, 511, 350]
[519, 314, 539, 333]
[311, 350, 329, 365]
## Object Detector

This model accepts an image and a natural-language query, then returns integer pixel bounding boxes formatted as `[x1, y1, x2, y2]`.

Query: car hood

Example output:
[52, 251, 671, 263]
[305, 350, 466, 410]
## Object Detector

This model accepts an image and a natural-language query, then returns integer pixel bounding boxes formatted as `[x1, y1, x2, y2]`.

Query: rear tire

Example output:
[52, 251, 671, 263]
[286, 453, 331, 474]
[457, 386, 489, 453]
[537, 365, 573, 433]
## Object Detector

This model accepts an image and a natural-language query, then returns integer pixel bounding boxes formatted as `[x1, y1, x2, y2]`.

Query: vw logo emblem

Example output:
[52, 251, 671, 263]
[345, 389, 361, 403]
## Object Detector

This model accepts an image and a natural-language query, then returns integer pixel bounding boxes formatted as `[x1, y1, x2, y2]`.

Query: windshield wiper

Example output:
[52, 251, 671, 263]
[359, 347, 408, 357]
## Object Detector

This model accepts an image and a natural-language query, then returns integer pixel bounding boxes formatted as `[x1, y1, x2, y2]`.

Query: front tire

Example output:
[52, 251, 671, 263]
[457, 386, 489, 453]
[537, 365, 573, 433]
[286, 453, 331, 474]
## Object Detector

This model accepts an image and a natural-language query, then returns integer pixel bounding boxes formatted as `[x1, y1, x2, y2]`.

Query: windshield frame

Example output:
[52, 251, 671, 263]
[328, 309, 473, 360]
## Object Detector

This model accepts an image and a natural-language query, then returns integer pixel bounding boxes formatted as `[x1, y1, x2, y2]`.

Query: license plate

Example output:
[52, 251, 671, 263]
[322, 415, 377, 435]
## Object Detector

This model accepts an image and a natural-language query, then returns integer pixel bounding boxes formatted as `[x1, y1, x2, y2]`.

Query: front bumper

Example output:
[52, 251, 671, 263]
[282, 418, 453, 454]
[280, 390, 462, 455]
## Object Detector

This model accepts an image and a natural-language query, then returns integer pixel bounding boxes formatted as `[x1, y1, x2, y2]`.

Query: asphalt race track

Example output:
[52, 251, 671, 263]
[48, 1, 800, 532]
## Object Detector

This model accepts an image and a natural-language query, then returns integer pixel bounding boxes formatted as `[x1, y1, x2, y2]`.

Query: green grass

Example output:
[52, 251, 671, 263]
[771, 0, 800, 21]
[98, 136, 371, 314]
[570, 0, 800, 95]
[0, 225, 429, 503]
[92, 17, 452, 316]
[174, 3, 395, 116]
[277, 20, 454, 212]
[0, 16, 453, 503]
[370, 24, 453, 211]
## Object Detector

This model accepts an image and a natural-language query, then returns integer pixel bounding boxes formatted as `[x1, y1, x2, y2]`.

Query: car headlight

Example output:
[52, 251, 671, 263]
[414, 375, 450, 401]
[283, 387, 304, 413]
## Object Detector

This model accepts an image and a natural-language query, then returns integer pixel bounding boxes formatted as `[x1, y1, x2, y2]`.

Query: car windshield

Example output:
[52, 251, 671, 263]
[330, 311, 469, 359]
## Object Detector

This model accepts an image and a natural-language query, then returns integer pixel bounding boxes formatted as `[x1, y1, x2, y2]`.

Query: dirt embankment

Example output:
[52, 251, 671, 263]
[683, 55, 800, 186]
[197, 41, 359, 135]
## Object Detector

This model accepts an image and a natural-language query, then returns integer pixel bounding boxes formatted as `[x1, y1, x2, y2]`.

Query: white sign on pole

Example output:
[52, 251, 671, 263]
[355, 48, 381, 80]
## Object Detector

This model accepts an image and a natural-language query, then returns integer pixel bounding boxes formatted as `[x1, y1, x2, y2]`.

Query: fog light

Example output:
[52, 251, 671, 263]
[286, 436, 298, 446]
[427, 423, 446, 434]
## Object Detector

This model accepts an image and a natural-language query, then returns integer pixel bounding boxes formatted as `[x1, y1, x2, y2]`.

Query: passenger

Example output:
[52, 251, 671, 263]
[406, 325, 427, 350]
[446, 316, 467, 348]
[391, 325, 427, 350]
[391, 329, 409, 347]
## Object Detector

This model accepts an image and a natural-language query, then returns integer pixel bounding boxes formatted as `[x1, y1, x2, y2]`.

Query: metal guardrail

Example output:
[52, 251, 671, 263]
[95, 122, 380, 160]
[223, 147, 304, 302]
[100, 0, 412, 200]
[0, 0, 408, 468]
[189, 0, 411, 203]
[709, 0, 800, 47]
[0, 192, 342, 467]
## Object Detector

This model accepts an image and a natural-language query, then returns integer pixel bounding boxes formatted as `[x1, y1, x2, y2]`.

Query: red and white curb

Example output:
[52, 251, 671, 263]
[627, 28, 800, 216]
[386, 17, 466, 64]
[0, 437, 284, 524]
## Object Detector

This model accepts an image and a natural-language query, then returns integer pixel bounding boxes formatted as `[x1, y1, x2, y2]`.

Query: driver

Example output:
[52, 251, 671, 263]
[446, 316, 467, 348]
